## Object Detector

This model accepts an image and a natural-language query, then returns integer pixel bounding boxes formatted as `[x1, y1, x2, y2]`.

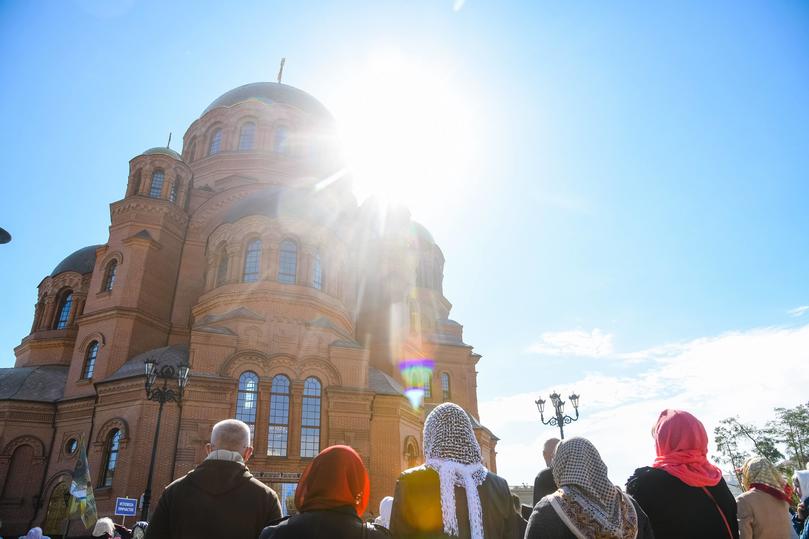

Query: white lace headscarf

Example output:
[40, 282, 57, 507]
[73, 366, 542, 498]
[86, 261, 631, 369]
[423, 403, 489, 539]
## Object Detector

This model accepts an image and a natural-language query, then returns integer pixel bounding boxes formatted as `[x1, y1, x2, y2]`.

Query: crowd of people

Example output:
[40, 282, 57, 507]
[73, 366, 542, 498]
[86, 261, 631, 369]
[13, 405, 809, 539]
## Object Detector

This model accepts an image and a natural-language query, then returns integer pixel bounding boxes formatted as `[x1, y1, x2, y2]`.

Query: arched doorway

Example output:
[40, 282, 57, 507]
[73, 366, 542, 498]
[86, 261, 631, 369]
[42, 481, 69, 536]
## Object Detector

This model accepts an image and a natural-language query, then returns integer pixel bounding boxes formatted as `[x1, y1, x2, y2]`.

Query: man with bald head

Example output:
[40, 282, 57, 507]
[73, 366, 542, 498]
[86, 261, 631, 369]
[532, 438, 560, 506]
[146, 419, 282, 539]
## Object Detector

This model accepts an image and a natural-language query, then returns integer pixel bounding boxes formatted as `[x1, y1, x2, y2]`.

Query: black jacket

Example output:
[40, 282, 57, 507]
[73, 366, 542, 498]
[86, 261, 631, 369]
[525, 495, 655, 539]
[144, 459, 282, 539]
[626, 466, 739, 539]
[389, 466, 521, 539]
[259, 506, 390, 539]
[533, 468, 557, 505]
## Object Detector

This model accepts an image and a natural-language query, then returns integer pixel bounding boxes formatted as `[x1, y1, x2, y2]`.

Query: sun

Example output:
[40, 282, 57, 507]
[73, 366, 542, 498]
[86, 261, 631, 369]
[328, 53, 477, 218]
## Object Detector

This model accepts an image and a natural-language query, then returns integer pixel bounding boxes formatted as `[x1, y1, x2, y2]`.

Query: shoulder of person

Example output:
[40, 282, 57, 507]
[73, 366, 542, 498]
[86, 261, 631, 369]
[258, 516, 291, 538]
[625, 466, 661, 488]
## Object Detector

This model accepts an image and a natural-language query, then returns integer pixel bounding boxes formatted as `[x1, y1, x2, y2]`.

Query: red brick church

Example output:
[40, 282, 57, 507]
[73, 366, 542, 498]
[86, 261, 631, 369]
[0, 82, 497, 537]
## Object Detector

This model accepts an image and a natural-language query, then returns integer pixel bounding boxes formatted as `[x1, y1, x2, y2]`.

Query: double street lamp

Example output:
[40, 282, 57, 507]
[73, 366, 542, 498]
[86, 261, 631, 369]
[535, 391, 580, 440]
[141, 357, 189, 520]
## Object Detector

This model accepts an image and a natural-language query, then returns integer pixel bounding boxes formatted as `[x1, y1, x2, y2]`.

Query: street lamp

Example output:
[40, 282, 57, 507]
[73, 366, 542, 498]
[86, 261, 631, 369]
[141, 356, 189, 520]
[535, 391, 580, 439]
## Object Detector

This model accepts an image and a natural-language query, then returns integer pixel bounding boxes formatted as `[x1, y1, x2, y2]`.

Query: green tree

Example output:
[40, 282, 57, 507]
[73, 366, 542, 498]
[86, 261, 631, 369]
[767, 402, 809, 469]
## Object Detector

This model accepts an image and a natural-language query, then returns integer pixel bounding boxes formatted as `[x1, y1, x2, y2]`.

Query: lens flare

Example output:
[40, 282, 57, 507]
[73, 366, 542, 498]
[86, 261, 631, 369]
[399, 358, 435, 410]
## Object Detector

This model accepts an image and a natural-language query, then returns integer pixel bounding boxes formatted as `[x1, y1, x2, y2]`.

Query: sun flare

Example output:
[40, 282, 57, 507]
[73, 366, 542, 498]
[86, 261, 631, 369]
[329, 53, 477, 217]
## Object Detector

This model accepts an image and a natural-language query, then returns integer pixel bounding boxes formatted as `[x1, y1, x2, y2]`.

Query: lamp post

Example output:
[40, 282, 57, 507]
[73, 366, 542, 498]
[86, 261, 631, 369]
[141, 357, 189, 520]
[535, 391, 580, 439]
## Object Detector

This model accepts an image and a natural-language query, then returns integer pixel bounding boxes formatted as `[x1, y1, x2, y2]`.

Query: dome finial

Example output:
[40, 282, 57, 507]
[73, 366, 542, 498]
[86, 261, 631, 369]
[277, 57, 286, 84]
[166, 131, 172, 149]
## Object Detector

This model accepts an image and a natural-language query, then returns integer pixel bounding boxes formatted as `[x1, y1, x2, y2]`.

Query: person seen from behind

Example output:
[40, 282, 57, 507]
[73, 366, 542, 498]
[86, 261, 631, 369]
[736, 456, 793, 539]
[626, 408, 739, 539]
[374, 496, 394, 530]
[526, 436, 654, 539]
[533, 438, 560, 506]
[145, 418, 281, 539]
[259, 444, 389, 538]
[389, 402, 520, 539]
[20, 527, 49, 539]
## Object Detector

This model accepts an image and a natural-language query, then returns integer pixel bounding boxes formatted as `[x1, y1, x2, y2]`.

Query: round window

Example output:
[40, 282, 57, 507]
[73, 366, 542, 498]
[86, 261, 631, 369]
[65, 438, 78, 455]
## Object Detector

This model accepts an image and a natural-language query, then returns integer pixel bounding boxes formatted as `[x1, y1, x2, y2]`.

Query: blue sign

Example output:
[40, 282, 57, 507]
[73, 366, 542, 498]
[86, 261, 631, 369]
[114, 497, 137, 517]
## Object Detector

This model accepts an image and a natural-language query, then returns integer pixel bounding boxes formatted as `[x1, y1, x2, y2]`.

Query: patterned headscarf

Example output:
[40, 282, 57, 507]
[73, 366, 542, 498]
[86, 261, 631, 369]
[741, 456, 791, 502]
[423, 403, 489, 539]
[549, 437, 638, 539]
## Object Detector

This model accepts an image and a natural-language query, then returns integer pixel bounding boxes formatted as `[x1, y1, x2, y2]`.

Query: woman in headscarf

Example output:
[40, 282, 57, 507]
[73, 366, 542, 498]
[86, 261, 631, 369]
[91, 518, 116, 538]
[374, 496, 394, 529]
[736, 456, 793, 539]
[388, 402, 519, 539]
[259, 445, 390, 539]
[626, 409, 739, 539]
[525, 437, 654, 539]
[131, 521, 149, 539]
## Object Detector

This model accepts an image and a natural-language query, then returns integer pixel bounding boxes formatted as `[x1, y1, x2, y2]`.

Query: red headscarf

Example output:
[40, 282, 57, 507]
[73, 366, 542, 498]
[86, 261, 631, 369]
[294, 445, 370, 516]
[652, 409, 723, 488]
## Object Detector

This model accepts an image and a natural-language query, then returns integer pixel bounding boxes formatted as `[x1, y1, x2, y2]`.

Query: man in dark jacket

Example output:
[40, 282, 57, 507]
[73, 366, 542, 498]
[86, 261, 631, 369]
[145, 419, 282, 539]
[532, 438, 559, 505]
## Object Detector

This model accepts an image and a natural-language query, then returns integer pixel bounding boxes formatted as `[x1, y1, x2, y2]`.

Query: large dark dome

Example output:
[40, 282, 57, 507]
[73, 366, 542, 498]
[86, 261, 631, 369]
[203, 82, 333, 120]
[51, 244, 102, 277]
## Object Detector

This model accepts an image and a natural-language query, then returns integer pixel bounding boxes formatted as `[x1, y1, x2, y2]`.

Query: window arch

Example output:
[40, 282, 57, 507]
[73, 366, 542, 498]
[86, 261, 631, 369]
[82, 341, 98, 379]
[405, 437, 420, 468]
[242, 239, 262, 283]
[440, 372, 451, 401]
[235, 371, 259, 438]
[278, 240, 297, 284]
[129, 169, 142, 196]
[267, 375, 290, 456]
[238, 122, 256, 151]
[216, 250, 229, 287]
[102, 260, 117, 292]
[100, 429, 121, 487]
[423, 376, 432, 399]
[54, 290, 73, 329]
[185, 138, 197, 163]
[300, 377, 321, 457]
[148, 170, 165, 198]
[169, 179, 178, 203]
[312, 251, 323, 290]
[273, 126, 289, 155]
[209, 128, 223, 155]
[42, 481, 70, 535]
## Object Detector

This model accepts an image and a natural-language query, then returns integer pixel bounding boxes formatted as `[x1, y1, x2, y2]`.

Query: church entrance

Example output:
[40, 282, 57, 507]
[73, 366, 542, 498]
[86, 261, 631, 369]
[42, 481, 69, 536]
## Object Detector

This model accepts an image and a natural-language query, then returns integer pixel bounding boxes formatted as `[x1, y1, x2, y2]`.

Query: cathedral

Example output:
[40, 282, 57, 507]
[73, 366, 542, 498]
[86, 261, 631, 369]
[0, 82, 497, 536]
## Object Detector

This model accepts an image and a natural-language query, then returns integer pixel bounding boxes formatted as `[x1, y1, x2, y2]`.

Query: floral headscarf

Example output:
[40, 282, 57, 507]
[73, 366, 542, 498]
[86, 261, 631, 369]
[549, 437, 638, 539]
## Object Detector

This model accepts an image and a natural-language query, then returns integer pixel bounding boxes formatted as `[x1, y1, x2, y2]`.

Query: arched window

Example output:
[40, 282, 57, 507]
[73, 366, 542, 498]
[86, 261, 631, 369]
[216, 251, 229, 287]
[235, 371, 259, 438]
[242, 239, 262, 283]
[149, 170, 165, 198]
[100, 429, 121, 487]
[185, 139, 196, 163]
[267, 375, 290, 457]
[54, 291, 73, 329]
[423, 377, 432, 399]
[2, 443, 35, 500]
[278, 240, 297, 284]
[300, 377, 321, 457]
[440, 372, 451, 401]
[208, 128, 222, 155]
[312, 251, 323, 290]
[102, 260, 117, 292]
[83, 341, 98, 379]
[405, 438, 419, 468]
[238, 122, 256, 151]
[42, 481, 70, 535]
[273, 126, 288, 155]
[169, 179, 178, 203]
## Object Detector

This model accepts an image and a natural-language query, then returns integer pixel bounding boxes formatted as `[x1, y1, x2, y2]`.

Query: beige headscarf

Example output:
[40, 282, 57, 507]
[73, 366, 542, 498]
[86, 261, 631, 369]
[741, 456, 790, 502]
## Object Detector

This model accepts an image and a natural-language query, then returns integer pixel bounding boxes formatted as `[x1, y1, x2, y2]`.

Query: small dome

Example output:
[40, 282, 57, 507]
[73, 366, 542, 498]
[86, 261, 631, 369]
[142, 146, 182, 160]
[51, 244, 102, 277]
[203, 82, 333, 120]
[410, 221, 435, 245]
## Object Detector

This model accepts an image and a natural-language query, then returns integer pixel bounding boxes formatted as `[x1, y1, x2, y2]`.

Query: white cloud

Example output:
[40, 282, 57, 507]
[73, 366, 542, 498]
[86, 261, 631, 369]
[789, 305, 809, 317]
[526, 328, 614, 357]
[482, 324, 809, 487]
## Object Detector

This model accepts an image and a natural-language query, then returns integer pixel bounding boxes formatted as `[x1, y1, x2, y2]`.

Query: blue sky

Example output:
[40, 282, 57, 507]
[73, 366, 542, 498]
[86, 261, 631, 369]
[1, 0, 808, 483]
